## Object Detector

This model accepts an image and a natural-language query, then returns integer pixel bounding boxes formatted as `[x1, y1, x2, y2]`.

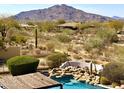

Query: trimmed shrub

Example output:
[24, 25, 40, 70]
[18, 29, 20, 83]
[100, 77, 111, 85]
[7, 56, 39, 76]
[47, 52, 69, 68]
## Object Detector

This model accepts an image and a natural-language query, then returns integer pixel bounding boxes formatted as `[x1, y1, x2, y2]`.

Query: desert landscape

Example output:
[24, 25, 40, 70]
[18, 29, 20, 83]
[0, 4, 124, 89]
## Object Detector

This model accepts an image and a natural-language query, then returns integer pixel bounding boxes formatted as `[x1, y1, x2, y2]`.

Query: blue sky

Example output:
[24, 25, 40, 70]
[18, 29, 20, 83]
[0, 4, 124, 17]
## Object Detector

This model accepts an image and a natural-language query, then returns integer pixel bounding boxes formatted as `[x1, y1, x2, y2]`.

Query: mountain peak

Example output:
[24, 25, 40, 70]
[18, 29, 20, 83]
[112, 16, 124, 20]
[14, 5, 111, 22]
[48, 4, 75, 10]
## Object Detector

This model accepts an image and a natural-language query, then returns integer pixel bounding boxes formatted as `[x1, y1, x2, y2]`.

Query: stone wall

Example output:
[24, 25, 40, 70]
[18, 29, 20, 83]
[0, 47, 20, 59]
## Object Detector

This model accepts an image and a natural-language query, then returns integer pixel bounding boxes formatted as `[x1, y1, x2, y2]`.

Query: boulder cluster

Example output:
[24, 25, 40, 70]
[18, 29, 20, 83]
[115, 85, 124, 89]
[49, 66, 100, 85]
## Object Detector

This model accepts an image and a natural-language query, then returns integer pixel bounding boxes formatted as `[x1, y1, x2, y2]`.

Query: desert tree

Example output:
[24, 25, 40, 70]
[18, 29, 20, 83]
[109, 20, 124, 33]
[0, 17, 20, 48]
[37, 21, 57, 32]
[84, 27, 116, 74]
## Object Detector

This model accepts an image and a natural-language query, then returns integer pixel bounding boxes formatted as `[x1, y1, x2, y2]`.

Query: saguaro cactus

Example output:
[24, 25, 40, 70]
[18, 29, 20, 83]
[35, 28, 38, 48]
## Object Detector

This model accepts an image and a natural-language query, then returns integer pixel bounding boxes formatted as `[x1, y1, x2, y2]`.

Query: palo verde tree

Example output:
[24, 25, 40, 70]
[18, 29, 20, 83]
[0, 17, 20, 48]
[37, 21, 57, 32]
[84, 27, 116, 56]
[84, 27, 116, 74]
[109, 20, 124, 33]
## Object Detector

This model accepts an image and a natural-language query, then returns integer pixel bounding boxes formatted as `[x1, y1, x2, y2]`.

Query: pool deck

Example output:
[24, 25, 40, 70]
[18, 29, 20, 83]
[0, 72, 63, 89]
[96, 84, 113, 89]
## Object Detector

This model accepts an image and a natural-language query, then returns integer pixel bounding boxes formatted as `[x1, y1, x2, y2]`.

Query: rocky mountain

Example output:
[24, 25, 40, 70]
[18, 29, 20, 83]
[112, 16, 124, 20]
[13, 4, 111, 22]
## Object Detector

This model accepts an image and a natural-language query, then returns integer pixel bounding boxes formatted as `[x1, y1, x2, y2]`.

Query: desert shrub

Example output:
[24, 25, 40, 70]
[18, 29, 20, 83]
[0, 39, 3, 48]
[84, 27, 117, 53]
[11, 35, 27, 44]
[38, 33, 52, 40]
[111, 34, 119, 43]
[57, 19, 66, 24]
[19, 31, 32, 37]
[73, 54, 82, 59]
[96, 27, 117, 43]
[47, 52, 69, 68]
[67, 44, 73, 51]
[100, 77, 111, 85]
[37, 21, 57, 32]
[113, 46, 124, 62]
[109, 20, 124, 32]
[38, 45, 47, 50]
[84, 37, 104, 52]
[78, 23, 91, 30]
[112, 82, 121, 88]
[0, 39, 6, 49]
[27, 21, 35, 26]
[7, 56, 39, 76]
[46, 41, 55, 51]
[62, 29, 74, 35]
[57, 34, 71, 43]
[72, 48, 80, 54]
[102, 62, 124, 82]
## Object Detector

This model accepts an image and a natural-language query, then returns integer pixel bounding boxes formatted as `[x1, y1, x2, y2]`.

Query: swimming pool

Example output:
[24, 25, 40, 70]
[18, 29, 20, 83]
[51, 75, 105, 89]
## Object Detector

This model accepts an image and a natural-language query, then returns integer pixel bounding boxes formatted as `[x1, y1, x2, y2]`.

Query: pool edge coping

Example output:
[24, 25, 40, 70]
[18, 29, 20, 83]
[96, 84, 113, 89]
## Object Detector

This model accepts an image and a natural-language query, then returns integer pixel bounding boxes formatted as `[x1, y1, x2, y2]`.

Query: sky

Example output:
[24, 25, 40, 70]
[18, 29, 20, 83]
[0, 4, 124, 17]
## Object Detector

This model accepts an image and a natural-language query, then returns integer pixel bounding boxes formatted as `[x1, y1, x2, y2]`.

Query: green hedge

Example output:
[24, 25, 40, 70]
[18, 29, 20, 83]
[7, 56, 39, 76]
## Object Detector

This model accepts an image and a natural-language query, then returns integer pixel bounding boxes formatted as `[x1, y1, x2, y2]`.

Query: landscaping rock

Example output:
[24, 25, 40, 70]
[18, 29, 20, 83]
[120, 85, 124, 89]
[115, 86, 121, 89]
[49, 66, 101, 86]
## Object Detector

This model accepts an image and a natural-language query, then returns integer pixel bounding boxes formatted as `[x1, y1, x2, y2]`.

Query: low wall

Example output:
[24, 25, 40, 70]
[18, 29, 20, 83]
[0, 47, 20, 59]
[60, 61, 103, 71]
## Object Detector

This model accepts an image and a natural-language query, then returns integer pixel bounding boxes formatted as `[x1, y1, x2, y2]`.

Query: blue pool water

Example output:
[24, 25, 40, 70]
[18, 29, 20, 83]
[51, 75, 105, 89]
